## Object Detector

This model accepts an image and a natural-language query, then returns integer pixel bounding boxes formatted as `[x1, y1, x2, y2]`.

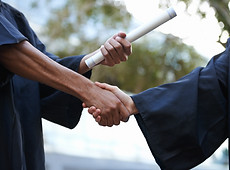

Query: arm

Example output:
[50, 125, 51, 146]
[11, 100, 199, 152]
[0, 40, 129, 126]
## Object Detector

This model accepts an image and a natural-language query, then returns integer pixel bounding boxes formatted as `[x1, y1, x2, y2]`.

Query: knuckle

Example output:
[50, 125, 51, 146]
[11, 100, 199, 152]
[115, 101, 121, 108]
[107, 46, 113, 51]
[121, 56, 127, 61]
[114, 60, 120, 64]
[107, 62, 115, 67]
[103, 50, 109, 57]
[108, 38, 113, 43]
[99, 122, 105, 126]
[114, 86, 119, 90]
[115, 44, 122, 50]
[114, 121, 120, 126]
[110, 106, 116, 112]
[127, 43, 131, 49]
[111, 86, 118, 92]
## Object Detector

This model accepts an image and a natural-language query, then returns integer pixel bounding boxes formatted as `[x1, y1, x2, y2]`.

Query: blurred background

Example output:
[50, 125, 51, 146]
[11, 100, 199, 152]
[7, 0, 229, 169]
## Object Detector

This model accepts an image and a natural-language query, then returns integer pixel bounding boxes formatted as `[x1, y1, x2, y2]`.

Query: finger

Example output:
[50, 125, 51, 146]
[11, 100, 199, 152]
[104, 40, 120, 64]
[94, 82, 107, 89]
[109, 38, 127, 62]
[98, 118, 108, 127]
[117, 32, 127, 38]
[106, 110, 114, 127]
[122, 115, 130, 122]
[100, 45, 115, 66]
[105, 99, 122, 126]
[115, 36, 132, 56]
[113, 115, 120, 125]
[109, 103, 121, 126]
[88, 106, 96, 115]
[92, 109, 101, 118]
[114, 32, 131, 57]
[82, 103, 87, 108]
[95, 82, 114, 92]
[113, 32, 126, 39]
[95, 116, 101, 123]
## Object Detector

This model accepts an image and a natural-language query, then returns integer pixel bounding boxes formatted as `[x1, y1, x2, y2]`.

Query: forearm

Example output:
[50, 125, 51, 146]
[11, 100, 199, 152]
[0, 40, 93, 101]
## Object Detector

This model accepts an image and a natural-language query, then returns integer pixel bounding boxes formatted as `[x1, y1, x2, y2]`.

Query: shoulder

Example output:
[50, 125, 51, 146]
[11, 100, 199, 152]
[1, 1, 26, 19]
[0, 2, 28, 46]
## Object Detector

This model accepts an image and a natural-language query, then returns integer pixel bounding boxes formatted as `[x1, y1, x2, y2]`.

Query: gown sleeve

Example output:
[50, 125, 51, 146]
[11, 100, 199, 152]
[131, 42, 229, 169]
[0, 13, 27, 87]
[31, 25, 91, 129]
[40, 55, 92, 129]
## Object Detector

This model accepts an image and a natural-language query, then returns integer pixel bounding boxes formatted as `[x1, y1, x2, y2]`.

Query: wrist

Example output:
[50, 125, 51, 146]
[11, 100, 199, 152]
[127, 96, 138, 115]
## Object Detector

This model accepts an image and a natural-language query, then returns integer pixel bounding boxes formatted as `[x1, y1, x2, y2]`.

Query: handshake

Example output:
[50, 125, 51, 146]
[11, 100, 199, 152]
[80, 31, 137, 127]
[83, 82, 139, 127]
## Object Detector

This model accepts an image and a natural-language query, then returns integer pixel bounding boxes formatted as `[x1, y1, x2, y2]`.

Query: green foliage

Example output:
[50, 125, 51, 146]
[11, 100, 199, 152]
[38, 0, 207, 93]
[42, 0, 131, 55]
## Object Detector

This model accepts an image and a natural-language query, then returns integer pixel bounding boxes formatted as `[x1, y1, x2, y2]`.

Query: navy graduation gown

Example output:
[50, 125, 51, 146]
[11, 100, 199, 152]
[0, 1, 91, 170]
[132, 39, 230, 169]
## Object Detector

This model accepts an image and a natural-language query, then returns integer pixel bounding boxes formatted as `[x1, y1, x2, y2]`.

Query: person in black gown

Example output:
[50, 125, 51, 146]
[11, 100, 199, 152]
[0, 1, 132, 169]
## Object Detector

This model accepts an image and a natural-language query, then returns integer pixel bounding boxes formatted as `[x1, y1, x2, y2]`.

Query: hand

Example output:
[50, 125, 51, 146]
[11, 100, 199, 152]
[82, 83, 130, 127]
[95, 82, 136, 114]
[84, 82, 139, 125]
[100, 32, 132, 66]
[78, 32, 132, 74]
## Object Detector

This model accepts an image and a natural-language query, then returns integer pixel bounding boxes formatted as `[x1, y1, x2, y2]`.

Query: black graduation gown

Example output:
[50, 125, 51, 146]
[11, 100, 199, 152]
[0, 1, 91, 170]
[132, 39, 230, 169]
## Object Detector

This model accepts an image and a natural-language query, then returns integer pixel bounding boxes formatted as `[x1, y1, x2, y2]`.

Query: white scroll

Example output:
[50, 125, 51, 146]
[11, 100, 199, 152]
[85, 7, 177, 69]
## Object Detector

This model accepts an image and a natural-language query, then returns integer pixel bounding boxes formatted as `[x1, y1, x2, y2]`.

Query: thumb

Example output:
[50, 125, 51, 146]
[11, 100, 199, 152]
[95, 82, 114, 91]
[95, 81, 106, 89]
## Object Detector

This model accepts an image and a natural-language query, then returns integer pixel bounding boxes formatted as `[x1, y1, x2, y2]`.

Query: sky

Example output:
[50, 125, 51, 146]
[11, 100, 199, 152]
[123, 0, 227, 59]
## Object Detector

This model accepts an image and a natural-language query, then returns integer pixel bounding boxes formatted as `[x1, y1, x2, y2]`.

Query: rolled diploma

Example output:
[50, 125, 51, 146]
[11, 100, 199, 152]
[85, 7, 177, 69]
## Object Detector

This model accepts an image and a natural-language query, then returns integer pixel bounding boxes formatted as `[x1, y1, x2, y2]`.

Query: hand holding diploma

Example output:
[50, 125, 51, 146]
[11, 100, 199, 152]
[100, 32, 132, 66]
[79, 32, 132, 74]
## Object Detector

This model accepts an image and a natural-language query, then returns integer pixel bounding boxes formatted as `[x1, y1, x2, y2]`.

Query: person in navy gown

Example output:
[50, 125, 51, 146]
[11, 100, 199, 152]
[88, 38, 230, 170]
[0, 1, 132, 169]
